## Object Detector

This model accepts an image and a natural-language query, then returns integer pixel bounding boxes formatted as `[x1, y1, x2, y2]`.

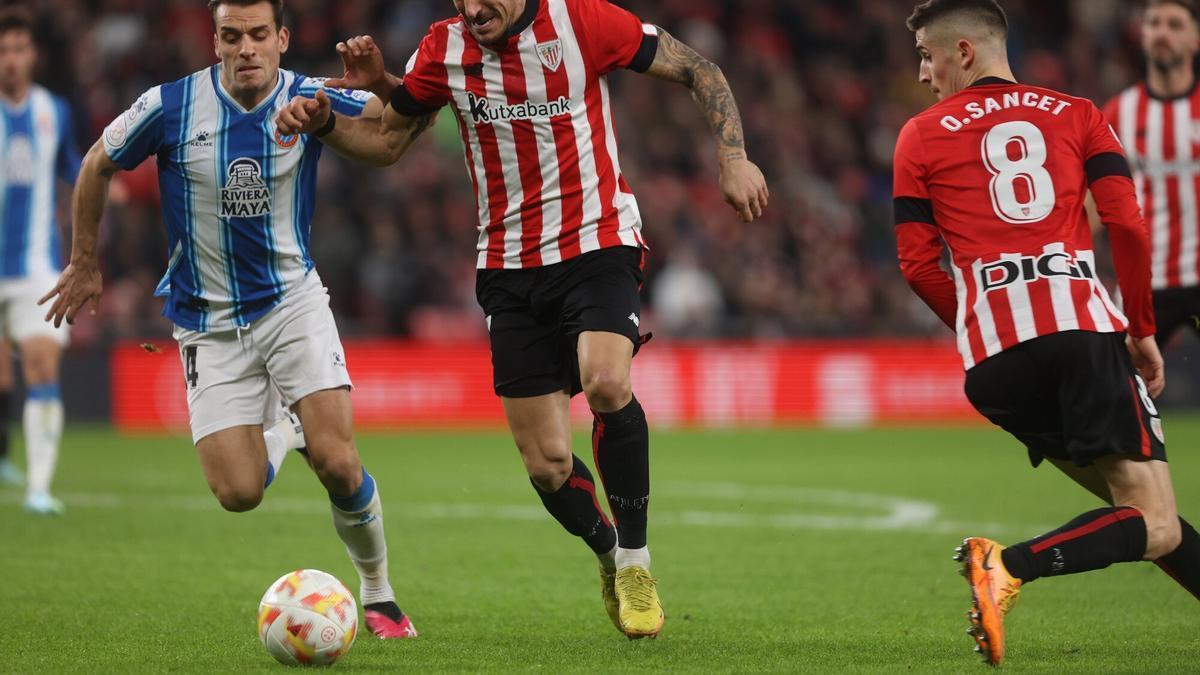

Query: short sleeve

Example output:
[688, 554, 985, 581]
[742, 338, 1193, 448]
[393, 25, 451, 116]
[103, 86, 165, 171]
[1101, 95, 1120, 131]
[54, 97, 82, 184]
[1082, 101, 1132, 184]
[893, 119, 929, 202]
[572, 0, 660, 74]
[297, 77, 374, 117]
[1083, 101, 1126, 160]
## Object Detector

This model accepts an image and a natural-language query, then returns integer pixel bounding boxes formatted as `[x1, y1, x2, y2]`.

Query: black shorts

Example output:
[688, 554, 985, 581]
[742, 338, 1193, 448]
[1153, 286, 1200, 347]
[476, 246, 646, 398]
[964, 330, 1166, 468]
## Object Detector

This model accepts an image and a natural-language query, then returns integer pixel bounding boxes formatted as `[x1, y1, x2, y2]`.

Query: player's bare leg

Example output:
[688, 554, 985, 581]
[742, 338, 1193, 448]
[19, 336, 63, 515]
[959, 456, 1185, 665]
[295, 387, 415, 639]
[196, 425, 271, 512]
[578, 330, 662, 639]
[1098, 457, 1181, 558]
[502, 390, 621, 631]
[0, 340, 20, 487]
[195, 410, 304, 511]
[1050, 458, 1200, 600]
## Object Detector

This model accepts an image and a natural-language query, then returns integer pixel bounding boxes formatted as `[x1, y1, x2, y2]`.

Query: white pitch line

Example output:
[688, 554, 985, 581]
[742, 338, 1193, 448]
[0, 482, 1052, 535]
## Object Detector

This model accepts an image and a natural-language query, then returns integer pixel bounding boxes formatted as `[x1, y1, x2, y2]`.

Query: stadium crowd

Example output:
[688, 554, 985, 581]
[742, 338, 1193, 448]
[18, 0, 1150, 344]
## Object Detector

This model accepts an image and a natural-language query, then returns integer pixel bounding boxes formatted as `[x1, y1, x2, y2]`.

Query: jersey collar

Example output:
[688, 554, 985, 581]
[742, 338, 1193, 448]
[967, 76, 1017, 89]
[211, 65, 285, 116]
[0, 88, 31, 114]
[505, 0, 539, 40]
[1144, 78, 1198, 102]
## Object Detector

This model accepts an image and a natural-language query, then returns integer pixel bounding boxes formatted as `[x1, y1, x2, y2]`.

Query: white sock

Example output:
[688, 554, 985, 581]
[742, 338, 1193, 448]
[277, 411, 306, 449]
[330, 472, 394, 606]
[24, 392, 63, 498]
[615, 546, 651, 571]
[598, 542, 618, 572]
[262, 413, 304, 487]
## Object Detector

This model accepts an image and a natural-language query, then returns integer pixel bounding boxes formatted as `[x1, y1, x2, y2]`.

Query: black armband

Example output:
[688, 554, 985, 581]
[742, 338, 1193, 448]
[893, 197, 936, 226]
[1085, 152, 1133, 185]
[313, 113, 336, 138]
[628, 32, 659, 73]
[390, 83, 442, 117]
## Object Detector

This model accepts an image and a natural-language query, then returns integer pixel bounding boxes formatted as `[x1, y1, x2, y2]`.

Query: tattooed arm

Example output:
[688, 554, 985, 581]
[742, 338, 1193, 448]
[643, 29, 769, 222]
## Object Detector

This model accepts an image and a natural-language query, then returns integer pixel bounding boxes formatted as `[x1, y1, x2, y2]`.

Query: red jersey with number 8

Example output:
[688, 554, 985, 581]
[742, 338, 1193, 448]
[893, 78, 1155, 370]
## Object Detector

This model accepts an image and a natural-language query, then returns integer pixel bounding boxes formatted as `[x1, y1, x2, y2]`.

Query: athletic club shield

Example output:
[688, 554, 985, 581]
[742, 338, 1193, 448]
[537, 40, 563, 72]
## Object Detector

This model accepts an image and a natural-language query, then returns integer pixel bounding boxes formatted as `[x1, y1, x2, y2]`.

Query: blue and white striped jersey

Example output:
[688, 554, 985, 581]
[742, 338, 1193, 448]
[102, 66, 371, 332]
[0, 86, 81, 280]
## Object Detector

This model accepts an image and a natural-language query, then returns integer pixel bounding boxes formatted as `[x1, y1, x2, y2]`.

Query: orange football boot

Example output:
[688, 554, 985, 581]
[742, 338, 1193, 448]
[954, 537, 1022, 666]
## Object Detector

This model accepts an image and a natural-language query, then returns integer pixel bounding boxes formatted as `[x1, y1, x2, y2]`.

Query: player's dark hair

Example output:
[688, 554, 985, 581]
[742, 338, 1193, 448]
[1146, 0, 1200, 24]
[906, 0, 1009, 37]
[0, 6, 34, 38]
[207, 0, 285, 31]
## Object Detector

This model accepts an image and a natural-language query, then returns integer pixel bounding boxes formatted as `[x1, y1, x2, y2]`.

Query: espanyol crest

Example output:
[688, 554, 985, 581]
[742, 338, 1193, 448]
[537, 39, 563, 72]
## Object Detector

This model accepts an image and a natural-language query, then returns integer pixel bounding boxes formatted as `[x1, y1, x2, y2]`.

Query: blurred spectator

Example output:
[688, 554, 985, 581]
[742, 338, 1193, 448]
[652, 246, 724, 337]
[10, 0, 1152, 343]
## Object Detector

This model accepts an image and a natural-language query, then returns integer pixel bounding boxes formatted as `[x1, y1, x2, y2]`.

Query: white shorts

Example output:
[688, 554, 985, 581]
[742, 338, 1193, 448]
[0, 275, 69, 345]
[173, 272, 352, 443]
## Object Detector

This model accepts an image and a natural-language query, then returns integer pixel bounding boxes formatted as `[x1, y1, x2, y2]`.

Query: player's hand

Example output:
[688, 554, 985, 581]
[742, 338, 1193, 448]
[38, 258, 102, 328]
[275, 90, 332, 136]
[720, 157, 769, 222]
[326, 35, 388, 97]
[1126, 334, 1165, 398]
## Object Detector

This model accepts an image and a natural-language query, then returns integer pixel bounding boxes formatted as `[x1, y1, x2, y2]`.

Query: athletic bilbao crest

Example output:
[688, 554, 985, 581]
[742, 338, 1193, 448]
[221, 157, 272, 218]
[537, 40, 563, 72]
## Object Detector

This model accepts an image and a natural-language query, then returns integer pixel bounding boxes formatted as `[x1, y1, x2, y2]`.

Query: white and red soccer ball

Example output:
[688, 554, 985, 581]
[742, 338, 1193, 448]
[257, 569, 357, 666]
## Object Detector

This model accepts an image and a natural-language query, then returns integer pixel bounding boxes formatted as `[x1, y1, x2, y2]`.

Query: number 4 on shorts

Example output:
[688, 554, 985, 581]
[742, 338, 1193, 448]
[185, 346, 199, 389]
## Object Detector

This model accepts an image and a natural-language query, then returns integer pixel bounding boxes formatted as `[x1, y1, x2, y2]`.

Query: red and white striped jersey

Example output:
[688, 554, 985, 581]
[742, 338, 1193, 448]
[1103, 84, 1200, 290]
[392, 0, 658, 269]
[894, 79, 1154, 370]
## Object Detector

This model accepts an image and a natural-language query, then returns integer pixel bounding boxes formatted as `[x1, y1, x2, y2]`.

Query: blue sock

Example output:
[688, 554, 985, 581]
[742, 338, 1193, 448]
[330, 467, 376, 512]
[27, 383, 60, 401]
[263, 462, 276, 489]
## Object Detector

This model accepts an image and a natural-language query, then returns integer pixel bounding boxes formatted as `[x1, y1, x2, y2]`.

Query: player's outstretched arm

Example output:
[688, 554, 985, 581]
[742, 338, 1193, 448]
[276, 35, 434, 166]
[643, 29, 768, 223]
[324, 35, 399, 102]
[39, 139, 114, 327]
[276, 90, 435, 167]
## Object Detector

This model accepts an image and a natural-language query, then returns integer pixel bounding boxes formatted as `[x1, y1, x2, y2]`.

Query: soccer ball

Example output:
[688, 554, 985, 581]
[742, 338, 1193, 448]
[257, 569, 358, 666]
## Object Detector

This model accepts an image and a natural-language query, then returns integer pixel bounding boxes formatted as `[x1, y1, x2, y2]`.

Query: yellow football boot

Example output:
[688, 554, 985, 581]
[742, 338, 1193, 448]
[599, 565, 621, 632]
[615, 566, 664, 639]
[954, 537, 1022, 666]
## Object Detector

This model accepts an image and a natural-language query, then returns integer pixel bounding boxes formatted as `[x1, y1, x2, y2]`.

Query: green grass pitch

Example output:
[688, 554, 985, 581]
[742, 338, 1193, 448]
[2, 422, 1198, 673]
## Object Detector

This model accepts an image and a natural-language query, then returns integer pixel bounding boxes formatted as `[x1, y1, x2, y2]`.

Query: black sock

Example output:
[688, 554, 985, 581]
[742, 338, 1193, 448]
[1000, 507, 1147, 583]
[591, 395, 650, 550]
[0, 391, 9, 461]
[531, 455, 616, 555]
[1155, 517, 1200, 602]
